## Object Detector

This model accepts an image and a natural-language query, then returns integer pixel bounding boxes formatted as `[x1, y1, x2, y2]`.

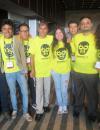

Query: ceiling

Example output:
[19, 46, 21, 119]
[59, 0, 100, 10]
[0, 0, 35, 17]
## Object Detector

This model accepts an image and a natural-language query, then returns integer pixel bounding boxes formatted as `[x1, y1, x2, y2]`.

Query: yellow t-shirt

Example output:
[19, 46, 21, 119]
[97, 49, 100, 61]
[0, 36, 20, 73]
[29, 35, 53, 77]
[23, 38, 34, 71]
[71, 33, 98, 74]
[97, 49, 100, 77]
[51, 41, 71, 74]
[0, 34, 3, 38]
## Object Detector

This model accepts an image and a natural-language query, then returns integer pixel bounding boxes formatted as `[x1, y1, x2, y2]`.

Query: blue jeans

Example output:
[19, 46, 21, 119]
[51, 71, 70, 107]
[5, 71, 28, 113]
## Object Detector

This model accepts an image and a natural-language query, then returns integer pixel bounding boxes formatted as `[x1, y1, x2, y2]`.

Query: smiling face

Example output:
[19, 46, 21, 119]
[38, 24, 48, 38]
[69, 23, 78, 35]
[19, 26, 29, 40]
[55, 29, 64, 41]
[2, 24, 13, 38]
[80, 18, 93, 32]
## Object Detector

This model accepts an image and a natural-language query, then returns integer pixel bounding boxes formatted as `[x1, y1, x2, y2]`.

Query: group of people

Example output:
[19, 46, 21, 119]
[0, 16, 100, 125]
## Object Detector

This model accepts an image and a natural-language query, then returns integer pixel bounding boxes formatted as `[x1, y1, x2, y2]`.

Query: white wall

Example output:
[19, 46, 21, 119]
[8, 12, 28, 23]
[29, 19, 39, 38]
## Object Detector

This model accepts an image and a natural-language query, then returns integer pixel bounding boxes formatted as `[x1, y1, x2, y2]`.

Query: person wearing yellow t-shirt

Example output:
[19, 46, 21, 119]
[71, 17, 99, 121]
[0, 33, 11, 120]
[0, 19, 32, 122]
[95, 24, 100, 127]
[18, 23, 36, 110]
[51, 26, 71, 114]
[66, 21, 79, 106]
[29, 21, 53, 121]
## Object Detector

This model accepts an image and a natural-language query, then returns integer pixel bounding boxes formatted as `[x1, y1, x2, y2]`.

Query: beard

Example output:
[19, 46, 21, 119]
[81, 28, 92, 33]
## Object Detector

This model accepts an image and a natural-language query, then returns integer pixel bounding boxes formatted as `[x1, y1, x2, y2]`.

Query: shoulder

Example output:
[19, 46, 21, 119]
[29, 37, 34, 43]
[47, 35, 53, 41]
[31, 36, 40, 44]
[13, 35, 22, 43]
[33, 36, 39, 40]
[0, 34, 3, 39]
[74, 33, 83, 39]
[0, 35, 4, 45]
[13, 35, 24, 49]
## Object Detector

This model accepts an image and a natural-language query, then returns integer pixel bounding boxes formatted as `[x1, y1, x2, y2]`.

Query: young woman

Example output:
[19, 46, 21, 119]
[51, 26, 71, 114]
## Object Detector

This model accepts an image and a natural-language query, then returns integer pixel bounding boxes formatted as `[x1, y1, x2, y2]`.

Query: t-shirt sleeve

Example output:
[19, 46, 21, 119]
[0, 36, 3, 50]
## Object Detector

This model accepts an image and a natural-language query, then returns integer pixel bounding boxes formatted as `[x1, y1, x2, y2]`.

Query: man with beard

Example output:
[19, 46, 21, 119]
[71, 17, 99, 122]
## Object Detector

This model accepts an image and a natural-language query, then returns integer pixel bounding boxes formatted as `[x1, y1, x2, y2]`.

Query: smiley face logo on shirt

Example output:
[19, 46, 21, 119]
[56, 48, 66, 60]
[4, 44, 14, 58]
[24, 45, 30, 57]
[78, 41, 89, 55]
[41, 44, 50, 57]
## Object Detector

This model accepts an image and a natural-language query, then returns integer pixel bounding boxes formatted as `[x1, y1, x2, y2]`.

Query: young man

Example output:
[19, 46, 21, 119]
[71, 17, 99, 121]
[18, 23, 36, 110]
[66, 21, 79, 106]
[65, 21, 78, 44]
[66, 21, 79, 58]
[0, 19, 32, 122]
[30, 21, 53, 121]
[68, 21, 78, 36]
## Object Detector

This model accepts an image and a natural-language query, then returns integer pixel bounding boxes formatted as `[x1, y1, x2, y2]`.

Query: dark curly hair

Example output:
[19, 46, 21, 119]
[1, 19, 14, 29]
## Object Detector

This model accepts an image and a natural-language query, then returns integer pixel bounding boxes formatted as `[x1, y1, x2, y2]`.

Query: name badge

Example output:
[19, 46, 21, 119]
[95, 61, 100, 69]
[26, 57, 31, 64]
[71, 55, 76, 62]
[6, 61, 14, 68]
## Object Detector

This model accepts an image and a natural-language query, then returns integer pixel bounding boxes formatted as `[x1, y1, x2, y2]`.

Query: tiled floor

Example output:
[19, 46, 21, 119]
[0, 105, 100, 130]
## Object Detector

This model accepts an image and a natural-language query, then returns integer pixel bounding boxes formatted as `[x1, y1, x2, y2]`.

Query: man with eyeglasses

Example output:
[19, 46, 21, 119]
[18, 23, 36, 111]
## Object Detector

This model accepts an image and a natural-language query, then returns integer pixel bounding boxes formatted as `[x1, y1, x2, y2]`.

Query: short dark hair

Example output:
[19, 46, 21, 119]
[18, 23, 29, 30]
[80, 16, 92, 22]
[39, 20, 48, 28]
[67, 21, 78, 27]
[18, 23, 29, 31]
[1, 19, 14, 28]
